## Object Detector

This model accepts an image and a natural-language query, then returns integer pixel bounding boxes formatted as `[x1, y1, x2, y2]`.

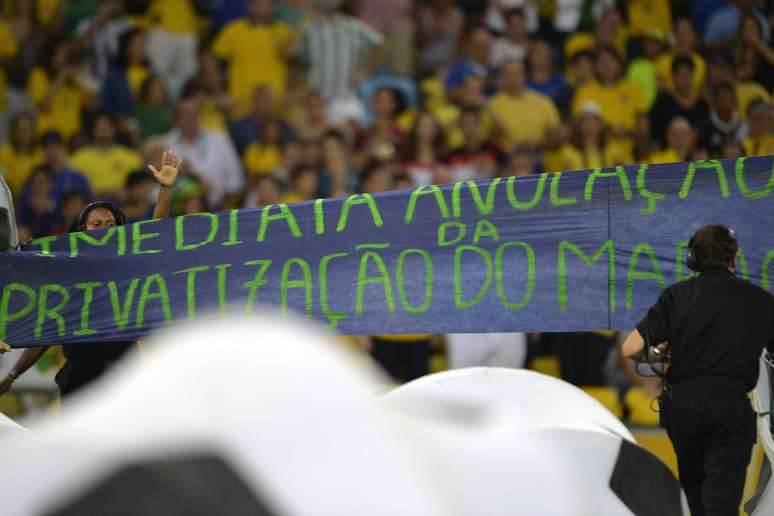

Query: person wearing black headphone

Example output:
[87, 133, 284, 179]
[0, 151, 182, 402]
[622, 224, 774, 516]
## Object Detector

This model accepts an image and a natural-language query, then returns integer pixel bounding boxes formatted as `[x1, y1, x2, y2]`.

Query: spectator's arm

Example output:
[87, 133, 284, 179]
[352, 20, 387, 83]
[30, 67, 73, 112]
[0, 346, 49, 396]
[148, 150, 182, 219]
[72, 3, 115, 53]
[746, 31, 774, 67]
[616, 341, 661, 397]
[621, 329, 645, 358]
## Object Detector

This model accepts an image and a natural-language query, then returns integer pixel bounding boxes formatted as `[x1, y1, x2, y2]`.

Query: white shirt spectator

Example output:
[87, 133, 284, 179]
[303, 13, 384, 102]
[166, 128, 244, 207]
[491, 38, 527, 66]
[446, 333, 528, 370]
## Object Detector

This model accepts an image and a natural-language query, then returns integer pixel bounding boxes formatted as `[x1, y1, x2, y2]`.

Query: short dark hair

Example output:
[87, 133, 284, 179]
[671, 56, 695, 75]
[595, 44, 624, 68]
[125, 169, 152, 189]
[289, 164, 316, 183]
[504, 7, 525, 22]
[713, 80, 736, 98]
[690, 224, 738, 270]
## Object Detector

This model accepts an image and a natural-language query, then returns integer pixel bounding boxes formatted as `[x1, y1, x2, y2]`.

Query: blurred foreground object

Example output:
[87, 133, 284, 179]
[0, 315, 453, 516]
[384, 368, 685, 516]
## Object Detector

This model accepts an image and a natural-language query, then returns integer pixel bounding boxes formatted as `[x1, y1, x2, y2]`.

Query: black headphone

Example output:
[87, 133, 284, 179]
[686, 225, 737, 272]
[72, 201, 127, 232]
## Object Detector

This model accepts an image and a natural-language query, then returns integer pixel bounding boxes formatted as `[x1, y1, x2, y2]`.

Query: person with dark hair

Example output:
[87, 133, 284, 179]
[358, 160, 394, 194]
[166, 96, 244, 209]
[622, 224, 774, 516]
[69, 110, 143, 199]
[416, 0, 464, 76]
[16, 165, 60, 238]
[0, 111, 43, 195]
[400, 110, 448, 187]
[0, 150, 182, 403]
[445, 26, 495, 103]
[742, 99, 774, 157]
[122, 169, 155, 222]
[649, 56, 709, 147]
[491, 8, 529, 65]
[136, 75, 173, 140]
[353, 87, 405, 171]
[697, 81, 748, 158]
[571, 45, 647, 164]
[27, 38, 85, 142]
[282, 163, 318, 204]
[448, 108, 505, 181]
[211, 0, 292, 120]
[526, 39, 572, 116]
[37, 131, 93, 205]
[655, 17, 707, 101]
[488, 58, 561, 152]
[229, 85, 293, 156]
[55, 189, 89, 234]
[290, 0, 386, 120]
[99, 27, 149, 117]
[649, 116, 698, 164]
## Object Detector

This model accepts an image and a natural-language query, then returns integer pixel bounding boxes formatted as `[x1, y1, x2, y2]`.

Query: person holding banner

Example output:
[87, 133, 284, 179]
[622, 224, 774, 516]
[0, 150, 182, 402]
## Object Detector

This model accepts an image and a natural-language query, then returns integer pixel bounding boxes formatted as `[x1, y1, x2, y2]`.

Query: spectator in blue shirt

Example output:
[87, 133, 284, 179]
[228, 85, 294, 155]
[21, 131, 92, 209]
[526, 39, 572, 116]
[445, 26, 497, 103]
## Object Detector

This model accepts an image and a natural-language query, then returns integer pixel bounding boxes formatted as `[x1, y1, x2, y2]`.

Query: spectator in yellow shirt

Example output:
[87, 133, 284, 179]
[28, 39, 87, 142]
[649, 116, 697, 164]
[627, 0, 672, 39]
[243, 119, 283, 178]
[145, 0, 199, 101]
[211, 0, 292, 119]
[69, 111, 142, 198]
[487, 59, 561, 151]
[742, 99, 774, 157]
[572, 46, 647, 163]
[655, 18, 706, 100]
[545, 101, 624, 173]
[0, 112, 44, 195]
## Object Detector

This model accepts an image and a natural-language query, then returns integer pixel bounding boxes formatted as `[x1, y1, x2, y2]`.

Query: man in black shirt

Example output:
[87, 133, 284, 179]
[622, 224, 774, 516]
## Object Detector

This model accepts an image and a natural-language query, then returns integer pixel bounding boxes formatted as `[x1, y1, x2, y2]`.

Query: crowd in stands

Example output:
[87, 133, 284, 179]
[0, 0, 772, 407]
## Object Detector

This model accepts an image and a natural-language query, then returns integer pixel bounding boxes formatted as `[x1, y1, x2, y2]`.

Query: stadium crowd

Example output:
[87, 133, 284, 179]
[0, 0, 772, 410]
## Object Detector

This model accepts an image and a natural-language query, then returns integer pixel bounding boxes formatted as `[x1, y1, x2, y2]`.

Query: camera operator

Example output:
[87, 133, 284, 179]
[622, 224, 774, 516]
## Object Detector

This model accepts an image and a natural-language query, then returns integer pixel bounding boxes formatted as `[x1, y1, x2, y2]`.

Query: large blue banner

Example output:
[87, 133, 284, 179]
[1, 156, 773, 347]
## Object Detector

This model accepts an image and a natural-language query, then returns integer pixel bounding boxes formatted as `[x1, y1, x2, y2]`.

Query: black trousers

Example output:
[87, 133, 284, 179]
[371, 337, 431, 383]
[662, 382, 756, 516]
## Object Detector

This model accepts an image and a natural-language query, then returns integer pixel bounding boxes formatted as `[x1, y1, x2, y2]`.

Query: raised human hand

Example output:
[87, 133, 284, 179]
[148, 150, 182, 187]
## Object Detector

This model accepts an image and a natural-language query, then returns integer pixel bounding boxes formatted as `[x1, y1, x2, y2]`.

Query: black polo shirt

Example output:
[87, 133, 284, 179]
[636, 268, 774, 391]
